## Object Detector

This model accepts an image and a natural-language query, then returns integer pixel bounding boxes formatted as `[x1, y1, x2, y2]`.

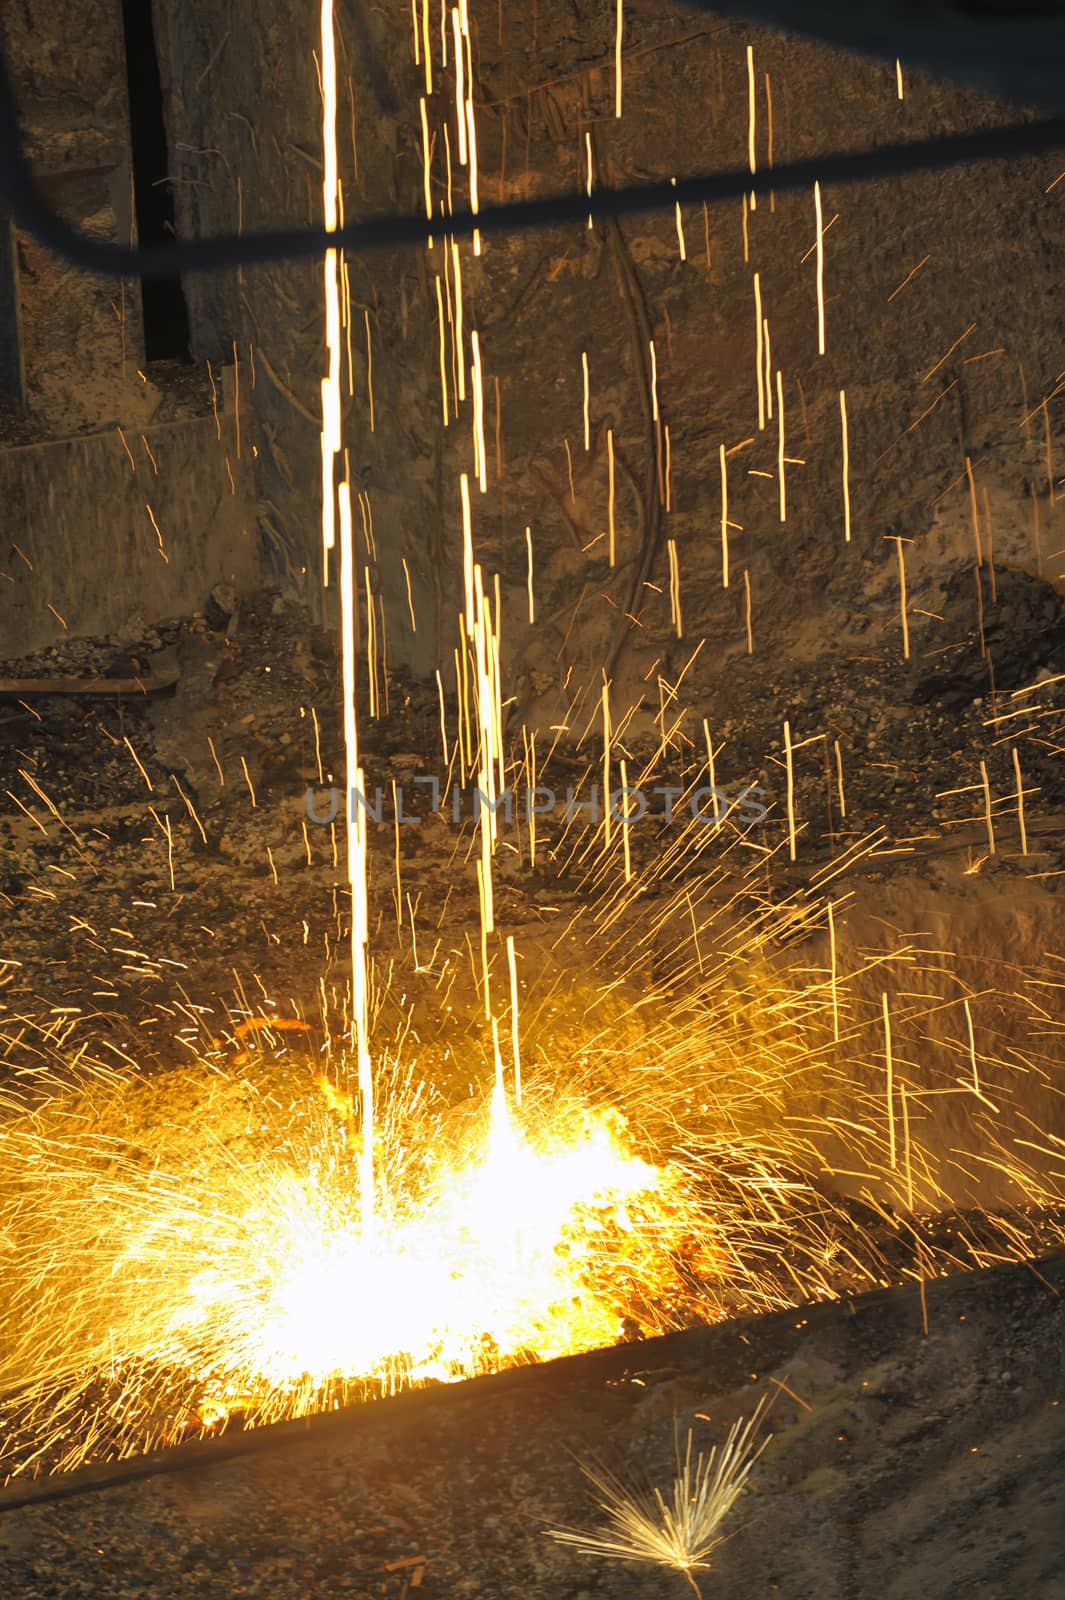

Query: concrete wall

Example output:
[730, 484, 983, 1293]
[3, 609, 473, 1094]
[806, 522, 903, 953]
[0, 0, 266, 653]
[143, 0, 1065, 709]
[150, 0, 444, 674]
[2, 0, 1062, 689]
[0, 414, 260, 656]
[0, 0, 150, 434]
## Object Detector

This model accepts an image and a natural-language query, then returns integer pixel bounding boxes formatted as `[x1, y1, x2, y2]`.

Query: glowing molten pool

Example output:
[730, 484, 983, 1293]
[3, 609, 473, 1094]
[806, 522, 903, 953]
[0, 1060, 716, 1475]
[199, 1094, 695, 1392]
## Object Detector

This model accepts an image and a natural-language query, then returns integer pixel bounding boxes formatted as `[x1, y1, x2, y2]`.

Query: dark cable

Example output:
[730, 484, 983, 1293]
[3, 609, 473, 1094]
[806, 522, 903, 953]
[1, 43, 1065, 278]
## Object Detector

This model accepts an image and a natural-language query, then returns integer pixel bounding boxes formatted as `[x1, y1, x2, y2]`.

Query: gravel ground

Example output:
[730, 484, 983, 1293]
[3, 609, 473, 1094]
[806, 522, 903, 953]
[1, 582, 1062, 1035]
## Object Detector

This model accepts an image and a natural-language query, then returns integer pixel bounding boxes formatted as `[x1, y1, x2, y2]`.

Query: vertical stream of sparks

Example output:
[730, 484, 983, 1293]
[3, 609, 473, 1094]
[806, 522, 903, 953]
[321, 0, 374, 1233]
[320, 1, 340, 572]
[323, 0, 516, 1237]
[438, 8, 515, 1116]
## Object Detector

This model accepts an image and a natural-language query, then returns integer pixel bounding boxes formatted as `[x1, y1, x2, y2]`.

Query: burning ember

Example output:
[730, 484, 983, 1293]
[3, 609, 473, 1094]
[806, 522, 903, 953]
[227, 1097, 696, 1385]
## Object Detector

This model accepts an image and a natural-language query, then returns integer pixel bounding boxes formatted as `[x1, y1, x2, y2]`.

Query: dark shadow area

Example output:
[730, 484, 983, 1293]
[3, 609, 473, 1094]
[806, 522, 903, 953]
[120, 0, 191, 362]
[0, 216, 22, 401]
